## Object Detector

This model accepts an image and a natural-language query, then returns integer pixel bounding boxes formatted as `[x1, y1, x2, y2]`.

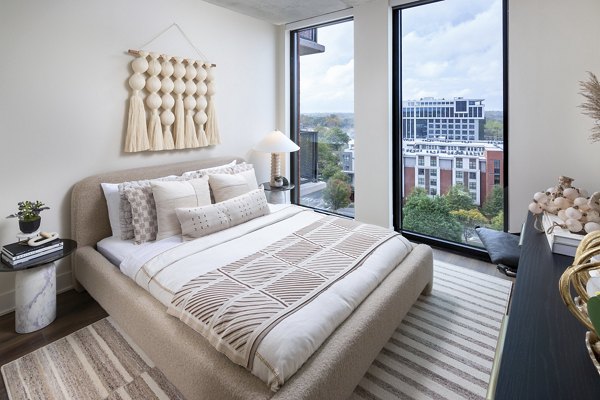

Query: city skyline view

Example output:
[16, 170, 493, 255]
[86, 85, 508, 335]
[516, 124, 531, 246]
[296, 0, 505, 247]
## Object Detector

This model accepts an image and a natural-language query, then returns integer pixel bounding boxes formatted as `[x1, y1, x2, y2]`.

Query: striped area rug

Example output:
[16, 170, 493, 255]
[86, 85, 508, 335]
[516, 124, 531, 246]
[350, 260, 512, 400]
[1, 261, 511, 400]
[1, 318, 184, 400]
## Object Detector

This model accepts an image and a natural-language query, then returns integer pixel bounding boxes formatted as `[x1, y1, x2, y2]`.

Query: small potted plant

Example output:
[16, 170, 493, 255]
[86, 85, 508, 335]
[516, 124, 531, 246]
[6, 201, 50, 233]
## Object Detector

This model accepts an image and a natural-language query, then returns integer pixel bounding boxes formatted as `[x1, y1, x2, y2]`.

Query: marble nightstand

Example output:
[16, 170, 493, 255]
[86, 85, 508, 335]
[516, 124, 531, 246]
[1, 239, 77, 333]
[262, 182, 295, 204]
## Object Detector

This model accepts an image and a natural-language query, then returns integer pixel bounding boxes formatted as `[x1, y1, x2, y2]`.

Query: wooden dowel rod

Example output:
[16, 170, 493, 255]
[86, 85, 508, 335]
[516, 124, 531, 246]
[127, 49, 216, 67]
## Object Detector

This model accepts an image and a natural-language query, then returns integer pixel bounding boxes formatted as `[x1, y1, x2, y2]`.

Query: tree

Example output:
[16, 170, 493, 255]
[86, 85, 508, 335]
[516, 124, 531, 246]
[317, 142, 342, 181]
[325, 114, 341, 128]
[482, 185, 504, 219]
[316, 126, 351, 182]
[402, 188, 463, 242]
[490, 211, 504, 231]
[484, 119, 503, 140]
[320, 126, 350, 151]
[450, 209, 489, 242]
[445, 185, 474, 211]
[324, 176, 352, 210]
[331, 170, 349, 183]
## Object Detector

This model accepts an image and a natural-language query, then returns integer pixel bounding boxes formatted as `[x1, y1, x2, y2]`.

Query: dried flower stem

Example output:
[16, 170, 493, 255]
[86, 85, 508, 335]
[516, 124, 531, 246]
[579, 71, 600, 143]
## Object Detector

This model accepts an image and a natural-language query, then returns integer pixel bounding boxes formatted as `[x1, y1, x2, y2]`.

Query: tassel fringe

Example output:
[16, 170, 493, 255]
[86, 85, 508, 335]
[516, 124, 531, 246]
[148, 113, 164, 151]
[185, 112, 200, 148]
[124, 95, 149, 152]
[205, 98, 220, 145]
[163, 127, 175, 150]
[174, 98, 185, 149]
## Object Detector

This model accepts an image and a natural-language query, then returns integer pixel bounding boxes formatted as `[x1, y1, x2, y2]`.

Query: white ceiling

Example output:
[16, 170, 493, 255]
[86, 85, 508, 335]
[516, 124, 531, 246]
[203, 0, 371, 25]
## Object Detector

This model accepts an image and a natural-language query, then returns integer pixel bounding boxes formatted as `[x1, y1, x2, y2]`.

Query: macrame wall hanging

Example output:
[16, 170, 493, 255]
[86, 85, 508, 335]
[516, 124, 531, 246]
[124, 23, 220, 153]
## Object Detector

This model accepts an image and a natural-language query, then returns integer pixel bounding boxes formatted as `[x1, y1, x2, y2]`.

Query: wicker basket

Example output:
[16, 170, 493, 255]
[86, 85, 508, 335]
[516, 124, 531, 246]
[559, 230, 600, 374]
[586, 331, 600, 375]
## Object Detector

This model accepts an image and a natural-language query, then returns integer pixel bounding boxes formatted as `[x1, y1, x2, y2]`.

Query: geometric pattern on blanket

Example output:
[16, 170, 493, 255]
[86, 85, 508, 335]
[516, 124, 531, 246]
[168, 215, 399, 375]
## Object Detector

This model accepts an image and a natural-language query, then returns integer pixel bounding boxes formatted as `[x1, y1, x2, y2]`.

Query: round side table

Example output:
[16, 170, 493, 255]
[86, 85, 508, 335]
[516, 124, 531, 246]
[0, 239, 77, 333]
[262, 182, 295, 204]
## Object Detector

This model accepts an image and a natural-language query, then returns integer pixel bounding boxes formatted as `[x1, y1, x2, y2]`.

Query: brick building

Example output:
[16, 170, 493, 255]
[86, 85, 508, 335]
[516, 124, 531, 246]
[402, 139, 503, 206]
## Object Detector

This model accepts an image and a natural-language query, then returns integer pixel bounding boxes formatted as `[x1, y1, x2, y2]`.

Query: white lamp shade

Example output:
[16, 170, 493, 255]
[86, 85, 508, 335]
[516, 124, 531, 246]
[254, 130, 300, 153]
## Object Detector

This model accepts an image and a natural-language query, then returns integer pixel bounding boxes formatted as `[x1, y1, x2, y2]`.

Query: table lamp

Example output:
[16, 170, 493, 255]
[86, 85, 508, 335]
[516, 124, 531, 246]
[254, 130, 300, 187]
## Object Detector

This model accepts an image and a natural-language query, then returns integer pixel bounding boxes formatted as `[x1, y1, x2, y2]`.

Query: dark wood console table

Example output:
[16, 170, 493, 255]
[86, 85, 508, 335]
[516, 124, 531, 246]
[495, 213, 600, 399]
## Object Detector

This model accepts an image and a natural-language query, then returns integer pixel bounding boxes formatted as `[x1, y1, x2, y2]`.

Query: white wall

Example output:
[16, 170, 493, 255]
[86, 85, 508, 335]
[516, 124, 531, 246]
[508, 0, 600, 232]
[353, 1, 393, 228]
[0, 0, 277, 314]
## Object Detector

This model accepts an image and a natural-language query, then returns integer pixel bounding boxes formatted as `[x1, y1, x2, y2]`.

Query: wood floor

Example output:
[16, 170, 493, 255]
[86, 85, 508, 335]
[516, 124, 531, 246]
[0, 248, 512, 399]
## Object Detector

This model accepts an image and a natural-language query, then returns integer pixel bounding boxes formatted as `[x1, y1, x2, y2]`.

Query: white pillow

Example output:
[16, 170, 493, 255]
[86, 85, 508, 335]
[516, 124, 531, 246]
[209, 168, 259, 203]
[101, 183, 120, 237]
[181, 160, 237, 178]
[151, 176, 211, 240]
[176, 189, 270, 239]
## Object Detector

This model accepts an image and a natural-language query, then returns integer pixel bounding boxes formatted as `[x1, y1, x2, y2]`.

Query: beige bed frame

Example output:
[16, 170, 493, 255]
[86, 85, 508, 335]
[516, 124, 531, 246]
[71, 156, 433, 400]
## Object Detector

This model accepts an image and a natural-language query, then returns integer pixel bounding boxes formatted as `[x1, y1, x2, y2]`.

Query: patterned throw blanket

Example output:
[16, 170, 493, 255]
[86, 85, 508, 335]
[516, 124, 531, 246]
[167, 216, 399, 370]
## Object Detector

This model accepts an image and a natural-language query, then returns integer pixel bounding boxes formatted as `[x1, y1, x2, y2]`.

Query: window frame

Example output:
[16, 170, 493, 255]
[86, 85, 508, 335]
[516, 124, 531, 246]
[391, 0, 509, 256]
[289, 17, 355, 216]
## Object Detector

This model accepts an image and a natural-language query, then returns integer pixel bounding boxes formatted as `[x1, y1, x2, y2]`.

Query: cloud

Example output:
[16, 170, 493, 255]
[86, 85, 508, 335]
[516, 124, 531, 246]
[401, 0, 504, 110]
[416, 61, 450, 78]
[299, 21, 354, 113]
[300, 60, 354, 112]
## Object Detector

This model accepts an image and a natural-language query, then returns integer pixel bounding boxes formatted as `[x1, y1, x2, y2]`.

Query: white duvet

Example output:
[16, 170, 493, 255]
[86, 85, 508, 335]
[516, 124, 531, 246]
[119, 204, 413, 390]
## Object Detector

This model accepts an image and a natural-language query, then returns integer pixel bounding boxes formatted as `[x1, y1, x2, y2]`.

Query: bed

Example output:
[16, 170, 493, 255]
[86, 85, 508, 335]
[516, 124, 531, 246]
[71, 156, 433, 400]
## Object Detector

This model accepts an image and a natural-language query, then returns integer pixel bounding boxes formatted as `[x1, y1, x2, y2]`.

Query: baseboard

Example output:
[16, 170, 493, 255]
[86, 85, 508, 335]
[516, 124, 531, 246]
[0, 271, 73, 316]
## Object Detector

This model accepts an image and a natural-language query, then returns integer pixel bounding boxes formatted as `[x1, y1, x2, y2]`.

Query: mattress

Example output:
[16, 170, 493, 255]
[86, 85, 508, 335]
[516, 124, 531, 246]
[118, 204, 413, 390]
[97, 236, 173, 266]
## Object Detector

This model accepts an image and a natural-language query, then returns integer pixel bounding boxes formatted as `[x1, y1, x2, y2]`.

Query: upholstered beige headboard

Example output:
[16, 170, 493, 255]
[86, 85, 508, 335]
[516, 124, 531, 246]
[71, 156, 241, 248]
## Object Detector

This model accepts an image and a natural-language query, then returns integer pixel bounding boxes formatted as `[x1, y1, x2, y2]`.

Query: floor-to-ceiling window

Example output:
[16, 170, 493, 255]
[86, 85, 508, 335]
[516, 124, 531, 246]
[393, 0, 507, 250]
[290, 19, 355, 218]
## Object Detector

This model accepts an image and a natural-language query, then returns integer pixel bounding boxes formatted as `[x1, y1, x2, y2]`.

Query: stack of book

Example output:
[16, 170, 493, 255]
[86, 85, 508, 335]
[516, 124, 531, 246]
[1, 239, 63, 266]
[541, 212, 584, 257]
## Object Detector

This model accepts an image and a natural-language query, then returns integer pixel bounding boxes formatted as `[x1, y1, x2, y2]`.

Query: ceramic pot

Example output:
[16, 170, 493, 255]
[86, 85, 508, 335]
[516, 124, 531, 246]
[19, 218, 41, 234]
[273, 176, 284, 188]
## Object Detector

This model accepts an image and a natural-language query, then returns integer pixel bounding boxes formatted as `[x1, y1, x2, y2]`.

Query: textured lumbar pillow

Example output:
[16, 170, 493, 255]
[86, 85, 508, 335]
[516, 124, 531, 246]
[124, 185, 160, 244]
[208, 168, 259, 203]
[176, 188, 270, 239]
[117, 175, 178, 240]
[151, 176, 211, 240]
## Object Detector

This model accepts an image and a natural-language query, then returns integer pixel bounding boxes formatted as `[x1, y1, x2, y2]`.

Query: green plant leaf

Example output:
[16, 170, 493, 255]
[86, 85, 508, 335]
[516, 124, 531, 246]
[588, 296, 600, 335]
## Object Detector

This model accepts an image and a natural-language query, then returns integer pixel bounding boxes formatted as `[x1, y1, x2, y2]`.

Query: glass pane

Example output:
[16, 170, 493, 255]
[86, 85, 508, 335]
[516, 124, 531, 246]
[296, 20, 355, 217]
[400, 0, 505, 247]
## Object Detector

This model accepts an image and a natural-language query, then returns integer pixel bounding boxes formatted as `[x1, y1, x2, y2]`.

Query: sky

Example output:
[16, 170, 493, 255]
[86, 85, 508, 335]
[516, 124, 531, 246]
[300, 21, 354, 114]
[299, 0, 503, 114]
